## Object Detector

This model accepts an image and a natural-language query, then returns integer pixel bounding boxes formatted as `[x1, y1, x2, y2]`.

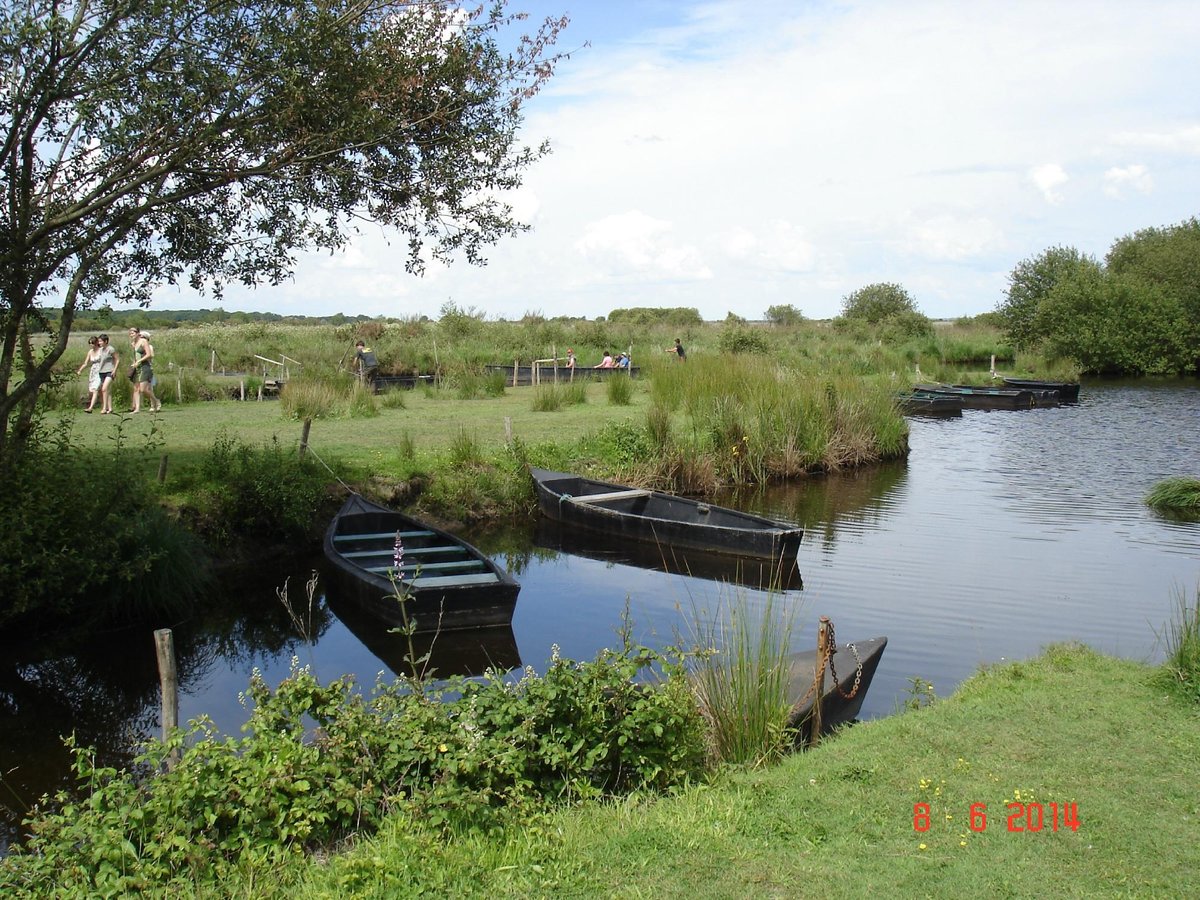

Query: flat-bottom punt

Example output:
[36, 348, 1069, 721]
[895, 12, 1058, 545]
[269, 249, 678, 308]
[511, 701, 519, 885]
[913, 383, 1048, 410]
[323, 494, 520, 633]
[529, 467, 803, 560]
[786, 636, 888, 743]
[897, 391, 964, 417]
[1000, 377, 1081, 401]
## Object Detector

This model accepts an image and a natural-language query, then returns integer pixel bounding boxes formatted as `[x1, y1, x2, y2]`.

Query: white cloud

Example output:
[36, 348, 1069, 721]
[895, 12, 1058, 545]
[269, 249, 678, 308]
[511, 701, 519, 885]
[900, 214, 1003, 261]
[1103, 164, 1154, 197]
[574, 211, 711, 282]
[720, 221, 816, 273]
[1109, 124, 1200, 155]
[1029, 164, 1069, 205]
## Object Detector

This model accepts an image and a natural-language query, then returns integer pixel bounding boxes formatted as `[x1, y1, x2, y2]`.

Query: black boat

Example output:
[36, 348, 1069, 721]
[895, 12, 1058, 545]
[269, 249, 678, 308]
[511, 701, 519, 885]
[913, 383, 1047, 410]
[323, 494, 520, 633]
[896, 391, 963, 417]
[786, 635, 888, 742]
[1000, 377, 1081, 402]
[486, 363, 640, 386]
[529, 467, 803, 560]
[533, 518, 803, 591]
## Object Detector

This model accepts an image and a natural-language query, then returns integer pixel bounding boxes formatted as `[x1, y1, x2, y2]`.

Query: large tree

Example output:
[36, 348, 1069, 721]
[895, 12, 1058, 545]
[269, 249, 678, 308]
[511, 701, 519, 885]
[0, 0, 567, 453]
[996, 246, 1101, 351]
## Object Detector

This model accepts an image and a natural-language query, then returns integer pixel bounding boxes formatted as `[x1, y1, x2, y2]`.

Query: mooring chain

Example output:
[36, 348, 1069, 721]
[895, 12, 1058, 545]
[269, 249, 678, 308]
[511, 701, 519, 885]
[825, 618, 865, 700]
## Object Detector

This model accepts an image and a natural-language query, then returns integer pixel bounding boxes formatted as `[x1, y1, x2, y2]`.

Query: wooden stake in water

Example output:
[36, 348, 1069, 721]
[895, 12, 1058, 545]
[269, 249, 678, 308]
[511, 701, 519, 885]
[809, 617, 830, 745]
[154, 628, 179, 749]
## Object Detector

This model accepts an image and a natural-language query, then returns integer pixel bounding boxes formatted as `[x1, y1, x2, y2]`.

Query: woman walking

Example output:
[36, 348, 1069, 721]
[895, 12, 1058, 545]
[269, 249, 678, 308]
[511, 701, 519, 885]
[128, 327, 161, 413]
[96, 334, 119, 414]
[75, 336, 102, 412]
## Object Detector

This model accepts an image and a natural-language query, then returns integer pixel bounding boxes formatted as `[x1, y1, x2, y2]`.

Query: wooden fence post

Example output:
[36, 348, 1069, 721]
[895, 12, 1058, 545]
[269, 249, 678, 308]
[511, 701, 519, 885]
[157, 454, 168, 484]
[154, 629, 179, 766]
[808, 617, 830, 746]
[504, 416, 513, 446]
[299, 417, 312, 460]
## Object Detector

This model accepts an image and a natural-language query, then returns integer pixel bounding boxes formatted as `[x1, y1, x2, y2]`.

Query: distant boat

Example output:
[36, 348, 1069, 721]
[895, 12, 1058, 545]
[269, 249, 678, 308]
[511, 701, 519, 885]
[913, 383, 1051, 410]
[1000, 377, 1081, 402]
[486, 363, 639, 386]
[323, 494, 520, 633]
[896, 391, 963, 417]
[529, 467, 803, 561]
[533, 518, 803, 591]
[786, 635, 888, 743]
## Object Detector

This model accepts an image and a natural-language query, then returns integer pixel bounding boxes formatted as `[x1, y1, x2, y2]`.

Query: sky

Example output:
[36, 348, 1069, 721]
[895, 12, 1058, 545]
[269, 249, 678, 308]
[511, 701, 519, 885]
[152, 0, 1200, 321]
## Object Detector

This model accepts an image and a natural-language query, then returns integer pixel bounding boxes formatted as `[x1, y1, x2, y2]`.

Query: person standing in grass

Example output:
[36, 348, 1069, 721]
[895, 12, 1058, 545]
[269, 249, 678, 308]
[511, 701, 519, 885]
[666, 338, 686, 361]
[96, 334, 119, 414]
[128, 327, 161, 413]
[354, 340, 379, 387]
[76, 336, 102, 412]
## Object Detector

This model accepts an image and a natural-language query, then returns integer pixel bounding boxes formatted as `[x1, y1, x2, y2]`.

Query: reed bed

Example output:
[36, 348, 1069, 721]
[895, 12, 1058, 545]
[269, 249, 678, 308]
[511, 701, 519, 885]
[688, 592, 798, 766]
[1146, 477, 1200, 511]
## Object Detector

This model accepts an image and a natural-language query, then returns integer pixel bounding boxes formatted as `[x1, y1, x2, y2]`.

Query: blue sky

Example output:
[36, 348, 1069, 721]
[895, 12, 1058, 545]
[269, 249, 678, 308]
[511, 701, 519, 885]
[153, 0, 1200, 321]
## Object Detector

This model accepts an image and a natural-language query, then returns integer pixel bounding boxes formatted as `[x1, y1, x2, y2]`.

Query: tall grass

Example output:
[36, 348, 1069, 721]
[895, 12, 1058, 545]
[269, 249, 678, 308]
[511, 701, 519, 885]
[1146, 477, 1200, 511]
[606, 373, 633, 405]
[1157, 585, 1200, 703]
[687, 592, 798, 767]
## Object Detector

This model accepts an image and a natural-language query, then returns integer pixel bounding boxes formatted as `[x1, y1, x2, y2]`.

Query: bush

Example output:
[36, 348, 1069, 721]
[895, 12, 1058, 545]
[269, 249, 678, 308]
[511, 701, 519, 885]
[195, 432, 329, 543]
[717, 327, 769, 355]
[0, 645, 707, 894]
[0, 421, 208, 626]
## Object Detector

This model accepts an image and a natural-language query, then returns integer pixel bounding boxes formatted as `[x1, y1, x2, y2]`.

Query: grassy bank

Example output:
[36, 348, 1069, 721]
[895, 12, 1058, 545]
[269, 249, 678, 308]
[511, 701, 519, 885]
[233, 644, 1200, 898]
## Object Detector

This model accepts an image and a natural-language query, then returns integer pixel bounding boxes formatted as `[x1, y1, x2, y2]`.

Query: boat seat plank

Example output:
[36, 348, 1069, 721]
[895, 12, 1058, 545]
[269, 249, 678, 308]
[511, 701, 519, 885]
[333, 529, 436, 542]
[409, 572, 501, 587]
[572, 488, 652, 504]
[342, 545, 464, 559]
[364, 560, 486, 574]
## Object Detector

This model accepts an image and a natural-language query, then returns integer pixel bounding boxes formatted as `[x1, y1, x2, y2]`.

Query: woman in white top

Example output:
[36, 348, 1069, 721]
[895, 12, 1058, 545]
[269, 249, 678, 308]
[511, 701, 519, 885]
[75, 336, 102, 412]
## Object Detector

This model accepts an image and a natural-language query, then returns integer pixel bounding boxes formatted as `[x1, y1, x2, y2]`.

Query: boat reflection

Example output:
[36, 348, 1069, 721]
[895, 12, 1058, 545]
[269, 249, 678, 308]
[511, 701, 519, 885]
[532, 520, 802, 592]
[324, 591, 521, 679]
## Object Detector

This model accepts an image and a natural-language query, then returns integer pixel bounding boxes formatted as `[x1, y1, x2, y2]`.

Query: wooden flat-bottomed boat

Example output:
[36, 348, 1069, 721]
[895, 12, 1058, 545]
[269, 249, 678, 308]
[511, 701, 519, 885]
[1000, 377, 1081, 402]
[323, 494, 520, 633]
[529, 467, 803, 560]
[896, 391, 963, 417]
[913, 383, 1050, 410]
[533, 519, 803, 591]
[786, 635, 888, 743]
[486, 363, 640, 386]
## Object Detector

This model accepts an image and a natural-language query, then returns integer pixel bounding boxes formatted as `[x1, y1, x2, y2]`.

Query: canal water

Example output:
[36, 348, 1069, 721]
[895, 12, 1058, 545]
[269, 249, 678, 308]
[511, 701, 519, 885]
[2, 380, 1198, 848]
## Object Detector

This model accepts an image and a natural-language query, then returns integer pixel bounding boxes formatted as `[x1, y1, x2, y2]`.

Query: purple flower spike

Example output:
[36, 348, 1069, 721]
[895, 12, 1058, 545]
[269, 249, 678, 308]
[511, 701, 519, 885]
[393, 532, 404, 573]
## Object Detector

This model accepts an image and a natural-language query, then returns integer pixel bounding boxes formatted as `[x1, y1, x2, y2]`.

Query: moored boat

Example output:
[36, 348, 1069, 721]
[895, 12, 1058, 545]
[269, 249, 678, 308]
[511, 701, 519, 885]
[533, 518, 803, 591]
[1000, 377, 1081, 402]
[786, 635, 888, 743]
[323, 494, 520, 633]
[529, 467, 803, 561]
[896, 391, 963, 417]
[486, 363, 640, 386]
[913, 383, 1047, 410]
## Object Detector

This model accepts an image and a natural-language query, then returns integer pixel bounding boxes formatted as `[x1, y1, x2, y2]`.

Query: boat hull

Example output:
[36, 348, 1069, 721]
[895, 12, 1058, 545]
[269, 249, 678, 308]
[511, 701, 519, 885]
[1001, 378, 1081, 401]
[323, 494, 520, 633]
[897, 392, 963, 417]
[529, 467, 803, 560]
[786, 636, 888, 742]
[913, 383, 1047, 410]
[486, 364, 639, 386]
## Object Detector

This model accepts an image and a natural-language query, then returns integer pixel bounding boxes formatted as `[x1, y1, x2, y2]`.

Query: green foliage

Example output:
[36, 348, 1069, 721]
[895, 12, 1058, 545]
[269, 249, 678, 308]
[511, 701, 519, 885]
[606, 373, 633, 405]
[0, 421, 208, 626]
[591, 421, 658, 469]
[0, 646, 706, 895]
[1038, 270, 1192, 375]
[717, 326, 769, 355]
[438, 302, 488, 340]
[764, 304, 804, 326]
[1155, 586, 1200, 704]
[688, 593, 798, 766]
[1146, 477, 1200, 512]
[194, 432, 329, 543]
[531, 384, 564, 411]
[838, 282, 922, 324]
[1, 3, 568, 452]
[997, 246, 1103, 351]
[607, 307, 703, 326]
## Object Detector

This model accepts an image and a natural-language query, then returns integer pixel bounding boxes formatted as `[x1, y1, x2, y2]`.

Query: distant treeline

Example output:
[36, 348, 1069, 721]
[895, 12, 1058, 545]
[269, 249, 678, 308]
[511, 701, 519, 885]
[54, 307, 379, 333]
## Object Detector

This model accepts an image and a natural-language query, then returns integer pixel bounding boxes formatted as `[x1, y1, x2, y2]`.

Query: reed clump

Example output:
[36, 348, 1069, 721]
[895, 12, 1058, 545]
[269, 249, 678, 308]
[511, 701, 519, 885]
[1146, 477, 1200, 512]
[1156, 585, 1200, 703]
[687, 592, 798, 767]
